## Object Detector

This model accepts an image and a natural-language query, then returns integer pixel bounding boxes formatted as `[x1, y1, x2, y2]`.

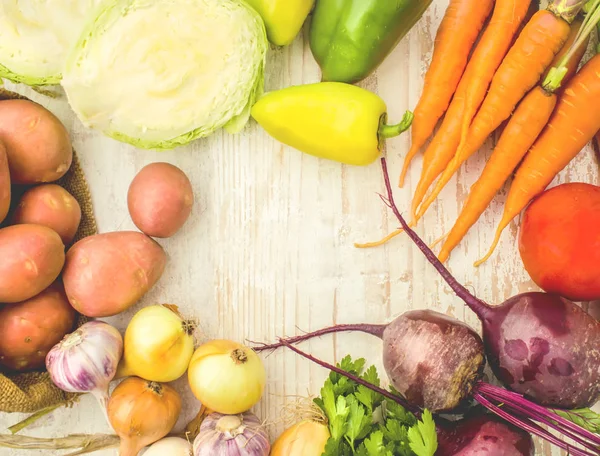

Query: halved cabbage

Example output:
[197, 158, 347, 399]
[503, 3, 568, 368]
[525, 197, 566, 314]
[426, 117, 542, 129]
[0, 1, 104, 85]
[62, 0, 268, 150]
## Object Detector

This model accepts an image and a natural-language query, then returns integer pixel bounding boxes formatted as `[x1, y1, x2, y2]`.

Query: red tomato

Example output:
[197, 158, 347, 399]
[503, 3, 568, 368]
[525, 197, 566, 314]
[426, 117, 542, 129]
[519, 182, 600, 301]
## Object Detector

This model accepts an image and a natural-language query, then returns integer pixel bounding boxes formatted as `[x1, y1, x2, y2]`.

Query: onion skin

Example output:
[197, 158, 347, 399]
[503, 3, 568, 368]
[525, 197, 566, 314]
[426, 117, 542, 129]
[108, 377, 181, 456]
[188, 340, 266, 414]
[382, 310, 485, 412]
[437, 415, 534, 455]
[118, 305, 194, 382]
[482, 292, 600, 408]
[271, 420, 329, 456]
[193, 412, 270, 456]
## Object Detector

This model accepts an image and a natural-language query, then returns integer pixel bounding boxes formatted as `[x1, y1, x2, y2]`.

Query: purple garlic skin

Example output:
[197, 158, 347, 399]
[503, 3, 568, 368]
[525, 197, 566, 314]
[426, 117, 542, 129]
[194, 412, 270, 456]
[483, 292, 600, 408]
[46, 320, 123, 394]
[382, 310, 485, 413]
[437, 415, 535, 456]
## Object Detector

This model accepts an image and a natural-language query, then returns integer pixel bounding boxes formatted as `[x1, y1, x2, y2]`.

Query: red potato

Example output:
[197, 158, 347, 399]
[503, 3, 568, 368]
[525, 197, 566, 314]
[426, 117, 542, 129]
[0, 282, 75, 372]
[12, 184, 82, 245]
[519, 183, 600, 301]
[128, 162, 194, 238]
[0, 224, 65, 303]
[0, 99, 72, 184]
[63, 231, 167, 317]
[0, 142, 9, 224]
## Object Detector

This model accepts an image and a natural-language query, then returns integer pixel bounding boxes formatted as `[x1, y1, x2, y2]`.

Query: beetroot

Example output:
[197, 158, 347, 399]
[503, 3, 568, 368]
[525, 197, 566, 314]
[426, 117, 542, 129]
[279, 339, 600, 456]
[436, 415, 535, 456]
[479, 293, 600, 408]
[383, 310, 485, 412]
[380, 159, 600, 409]
[258, 310, 485, 413]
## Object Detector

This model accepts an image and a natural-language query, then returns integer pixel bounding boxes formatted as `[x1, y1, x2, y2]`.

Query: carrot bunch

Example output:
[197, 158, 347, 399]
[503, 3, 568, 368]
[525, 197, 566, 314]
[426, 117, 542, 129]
[389, 0, 600, 264]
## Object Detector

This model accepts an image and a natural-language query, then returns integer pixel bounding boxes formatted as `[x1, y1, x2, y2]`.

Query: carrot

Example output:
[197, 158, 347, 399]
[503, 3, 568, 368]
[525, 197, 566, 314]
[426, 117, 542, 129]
[478, 53, 600, 265]
[414, 8, 573, 221]
[409, 0, 531, 222]
[458, 0, 534, 152]
[543, 16, 588, 90]
[398, 0, 493, 187]
[594, 131, 600, 164]
[438, 16, 590, 263]
[438, 87, 557, 262]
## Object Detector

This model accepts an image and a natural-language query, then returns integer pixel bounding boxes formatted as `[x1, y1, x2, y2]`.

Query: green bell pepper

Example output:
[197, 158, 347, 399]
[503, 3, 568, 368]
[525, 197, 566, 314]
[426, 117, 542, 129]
[309, 0, 433, 84]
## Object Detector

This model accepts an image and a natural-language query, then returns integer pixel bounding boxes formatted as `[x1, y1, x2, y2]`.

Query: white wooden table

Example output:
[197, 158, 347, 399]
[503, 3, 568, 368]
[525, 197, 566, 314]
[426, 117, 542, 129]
[1, 1, 599, 454]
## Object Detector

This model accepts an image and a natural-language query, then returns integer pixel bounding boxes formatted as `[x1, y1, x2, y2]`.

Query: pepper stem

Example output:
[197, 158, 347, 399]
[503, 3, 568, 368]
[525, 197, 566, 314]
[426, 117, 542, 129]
[378, 111, 414, 140]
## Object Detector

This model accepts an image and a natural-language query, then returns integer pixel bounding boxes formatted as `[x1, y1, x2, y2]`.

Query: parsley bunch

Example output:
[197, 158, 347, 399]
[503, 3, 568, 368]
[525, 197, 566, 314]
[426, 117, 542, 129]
[314, 355, 438, 456]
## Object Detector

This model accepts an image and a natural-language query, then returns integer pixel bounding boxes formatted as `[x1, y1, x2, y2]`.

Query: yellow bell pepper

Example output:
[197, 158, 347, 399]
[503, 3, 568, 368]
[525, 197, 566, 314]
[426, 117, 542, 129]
[245, 0, 315, 46]
[251, 82, 413, 166]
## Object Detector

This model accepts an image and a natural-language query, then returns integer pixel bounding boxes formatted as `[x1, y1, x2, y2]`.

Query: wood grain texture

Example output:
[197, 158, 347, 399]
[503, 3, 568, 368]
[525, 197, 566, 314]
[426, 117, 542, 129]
[1, 1, 598, 454]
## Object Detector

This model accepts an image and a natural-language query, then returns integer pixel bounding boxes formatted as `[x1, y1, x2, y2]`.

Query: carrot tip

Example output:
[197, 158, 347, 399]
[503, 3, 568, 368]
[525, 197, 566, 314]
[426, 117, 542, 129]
[474, 228, 504, 267]
[438, 249, 450, 263]
[354, 228, 404, 249]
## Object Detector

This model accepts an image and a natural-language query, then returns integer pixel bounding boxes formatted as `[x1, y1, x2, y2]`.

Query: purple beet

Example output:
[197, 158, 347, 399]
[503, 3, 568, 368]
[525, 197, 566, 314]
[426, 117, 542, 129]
[278, 338, 600, 456]
[436, 415, 535, 456]
[382, 310, 485, 412]
[257, 309, 485, 413]
[371, 159, 600, 409]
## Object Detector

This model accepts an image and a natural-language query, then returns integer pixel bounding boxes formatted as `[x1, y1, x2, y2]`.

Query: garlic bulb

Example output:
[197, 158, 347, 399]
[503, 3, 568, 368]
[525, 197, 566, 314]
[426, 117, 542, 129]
[193, 412, 270, 456]
[46, 321, 123, 416]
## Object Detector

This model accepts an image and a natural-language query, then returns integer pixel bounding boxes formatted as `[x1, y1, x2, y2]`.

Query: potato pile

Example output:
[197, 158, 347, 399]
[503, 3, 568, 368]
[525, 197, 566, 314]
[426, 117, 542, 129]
[0, 97, 194, 373]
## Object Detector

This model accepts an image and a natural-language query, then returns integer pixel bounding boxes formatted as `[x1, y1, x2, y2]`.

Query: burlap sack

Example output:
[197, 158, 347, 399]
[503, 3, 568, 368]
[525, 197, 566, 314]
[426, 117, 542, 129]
[0, 88, 97, 413]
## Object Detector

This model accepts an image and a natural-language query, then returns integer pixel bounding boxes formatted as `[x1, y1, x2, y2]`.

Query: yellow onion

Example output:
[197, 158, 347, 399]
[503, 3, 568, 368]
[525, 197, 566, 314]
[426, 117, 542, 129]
[107, 376, 181, 456]
[188, 340, 265, 414]
[118, 304, 195, 382]
[271, 420, 330, 455]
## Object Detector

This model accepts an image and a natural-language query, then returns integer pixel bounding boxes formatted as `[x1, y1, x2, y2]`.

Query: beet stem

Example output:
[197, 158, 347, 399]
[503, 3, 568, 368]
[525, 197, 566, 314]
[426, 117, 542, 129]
[378, 158, 491, 319]
[251, 324, 387, 352]
[277, 338, 420, 414]
[486, 394, 600, 452]
[475, 383, 600, 447]
[473, 393, 597, 456]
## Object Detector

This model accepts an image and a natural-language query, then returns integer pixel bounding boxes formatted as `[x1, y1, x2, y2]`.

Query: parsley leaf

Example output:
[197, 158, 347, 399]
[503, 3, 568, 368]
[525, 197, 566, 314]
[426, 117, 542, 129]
[315, 355, 437, 456]
[344, 395, 372, 449]
[408, 409, 438, 456]
[363, 430, 385, 455]
[329, 395, 350, 441]
[318, 378, 337, 424]
[356, 365, 383, 411]
[323, 437, 339, 456]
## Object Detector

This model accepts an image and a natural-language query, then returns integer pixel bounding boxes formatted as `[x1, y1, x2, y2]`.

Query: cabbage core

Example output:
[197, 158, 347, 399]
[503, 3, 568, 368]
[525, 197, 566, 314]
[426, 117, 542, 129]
[62, 0, 268, 150]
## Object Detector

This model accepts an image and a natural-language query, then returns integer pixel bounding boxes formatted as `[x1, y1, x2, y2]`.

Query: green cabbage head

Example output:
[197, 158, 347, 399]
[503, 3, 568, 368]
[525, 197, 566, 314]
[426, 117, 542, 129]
[62, 0, 268, 150]
[0, 0, 104, 85]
